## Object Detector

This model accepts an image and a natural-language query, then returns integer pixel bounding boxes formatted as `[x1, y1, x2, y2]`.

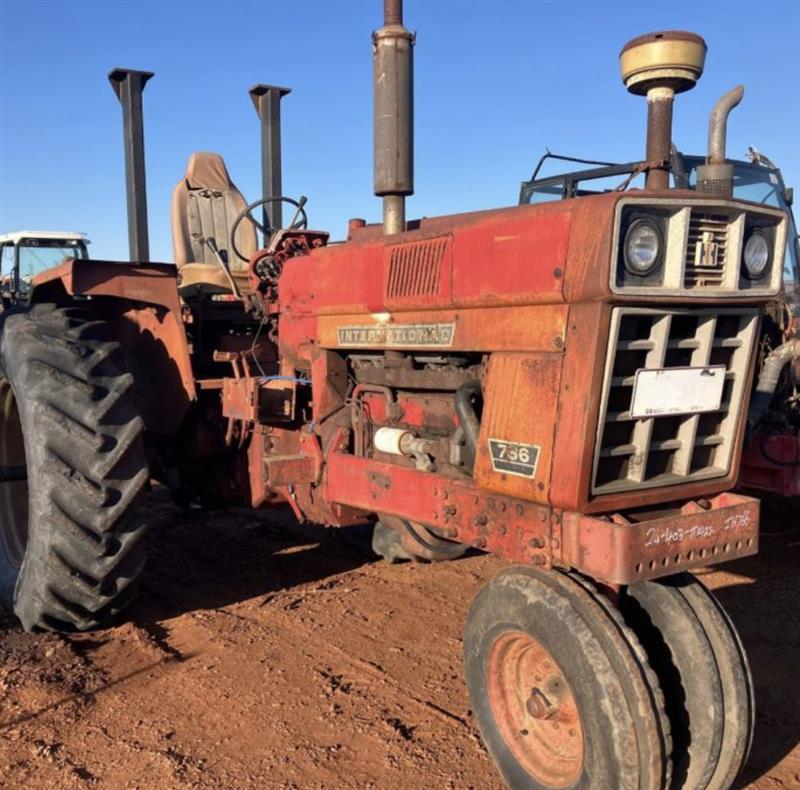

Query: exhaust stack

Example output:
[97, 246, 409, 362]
[696, 85, 744, 198]
[108, 68, 154, 262]
[620, 32, 706, 191]
[249, 84, 292, 230]
[373, 0, 415, 235]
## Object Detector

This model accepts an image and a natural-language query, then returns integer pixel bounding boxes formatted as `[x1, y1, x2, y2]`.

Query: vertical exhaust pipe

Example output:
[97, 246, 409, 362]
[249, 84, 292, 230]
[619, 32, 706, 191]
[373, 0, 415, 235]
[696, 85, 744, 198]
[108, 68, 154, 262]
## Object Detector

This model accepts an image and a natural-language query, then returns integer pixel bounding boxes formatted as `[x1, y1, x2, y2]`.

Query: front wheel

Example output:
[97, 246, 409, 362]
[0, 305, 149, 631]
[621, 573, 755, 790]
[463, 566, 671, 789]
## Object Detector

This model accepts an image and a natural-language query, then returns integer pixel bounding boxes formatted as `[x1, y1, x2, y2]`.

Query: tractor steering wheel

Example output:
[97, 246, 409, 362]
[230, 196, 308, 262]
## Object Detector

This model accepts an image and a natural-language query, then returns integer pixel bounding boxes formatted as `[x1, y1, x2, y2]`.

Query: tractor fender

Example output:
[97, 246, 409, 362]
[29, 259, 195, 436]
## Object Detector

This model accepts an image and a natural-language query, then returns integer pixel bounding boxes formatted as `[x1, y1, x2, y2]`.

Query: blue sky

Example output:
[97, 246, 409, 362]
[1, 0, 798, 261]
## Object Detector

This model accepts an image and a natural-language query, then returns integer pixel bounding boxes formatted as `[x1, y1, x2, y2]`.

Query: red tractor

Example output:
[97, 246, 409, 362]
[0, 7, 789, 788]
[520, 118, 800, 508]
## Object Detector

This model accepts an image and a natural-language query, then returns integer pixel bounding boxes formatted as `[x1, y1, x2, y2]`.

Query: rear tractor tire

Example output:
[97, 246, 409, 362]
[464, 566, 672, 789]
[0, 305, 149, 632]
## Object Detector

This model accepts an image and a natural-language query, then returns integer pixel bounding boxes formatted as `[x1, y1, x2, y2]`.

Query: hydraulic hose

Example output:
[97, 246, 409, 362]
[454, 380, 482, 473]
[747, 339, 800, 433]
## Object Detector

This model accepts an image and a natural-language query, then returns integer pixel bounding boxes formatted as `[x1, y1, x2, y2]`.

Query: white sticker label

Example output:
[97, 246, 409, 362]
[630, 366, 726, 419]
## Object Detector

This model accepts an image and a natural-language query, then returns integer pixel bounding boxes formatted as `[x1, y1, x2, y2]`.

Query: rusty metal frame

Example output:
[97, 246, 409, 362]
[323, 452, 759, 584]
[218, 352, 255, 448]
[558, 492, 758, 584]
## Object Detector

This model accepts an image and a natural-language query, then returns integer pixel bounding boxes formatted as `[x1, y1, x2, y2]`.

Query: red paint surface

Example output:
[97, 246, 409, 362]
[279, 204, 570, 318]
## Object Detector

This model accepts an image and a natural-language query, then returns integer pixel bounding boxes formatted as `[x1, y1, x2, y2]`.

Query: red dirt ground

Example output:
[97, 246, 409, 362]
[1, 495, 798, 789]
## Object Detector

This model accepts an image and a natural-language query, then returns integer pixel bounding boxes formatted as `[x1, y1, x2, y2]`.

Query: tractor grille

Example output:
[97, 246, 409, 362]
[683, 211, 731, 289]
[386, 237, 448, 299]
[591, 307, 759, 496]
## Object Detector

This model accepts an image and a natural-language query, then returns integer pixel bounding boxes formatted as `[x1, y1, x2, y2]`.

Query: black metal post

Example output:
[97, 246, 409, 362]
[249, 84, 291, 230]
[0, 465, 27, 483]
[108, 67, 154, 262]
[12, 243, 20, 299]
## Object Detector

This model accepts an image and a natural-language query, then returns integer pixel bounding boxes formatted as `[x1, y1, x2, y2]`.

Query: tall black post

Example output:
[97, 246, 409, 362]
[108, 68, 154, 262]
[249, 84, 291, 231]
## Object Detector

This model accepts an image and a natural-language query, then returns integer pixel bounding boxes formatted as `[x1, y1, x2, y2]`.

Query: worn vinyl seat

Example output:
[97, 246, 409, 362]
[171, 151, 257, 297]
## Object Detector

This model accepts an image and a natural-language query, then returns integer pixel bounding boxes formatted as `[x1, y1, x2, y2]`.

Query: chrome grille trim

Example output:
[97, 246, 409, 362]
[591, 307, 759, 496]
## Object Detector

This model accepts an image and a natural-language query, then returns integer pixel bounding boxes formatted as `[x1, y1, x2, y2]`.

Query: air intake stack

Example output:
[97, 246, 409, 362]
[620, 31, 707, 191]
[373, 0, 415, 235]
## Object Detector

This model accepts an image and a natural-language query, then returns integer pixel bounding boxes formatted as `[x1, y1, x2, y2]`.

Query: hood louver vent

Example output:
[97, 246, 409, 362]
[386, 237, 449, 299]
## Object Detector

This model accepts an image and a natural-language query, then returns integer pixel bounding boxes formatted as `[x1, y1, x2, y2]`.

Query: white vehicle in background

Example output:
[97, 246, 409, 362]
[0, 231, 90, 308]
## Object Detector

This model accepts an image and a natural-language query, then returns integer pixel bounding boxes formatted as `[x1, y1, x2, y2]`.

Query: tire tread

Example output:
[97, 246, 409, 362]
[0, 304, 149, 632]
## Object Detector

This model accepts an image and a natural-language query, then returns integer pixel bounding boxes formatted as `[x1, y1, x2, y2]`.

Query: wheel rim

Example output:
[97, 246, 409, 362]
[486, 630, 585, 788]
[0, 379, 28, 568]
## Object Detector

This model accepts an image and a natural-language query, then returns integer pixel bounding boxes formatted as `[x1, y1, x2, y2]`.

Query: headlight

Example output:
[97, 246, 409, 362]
[742, 231, 770, 279]
[623, 219, 662, 276]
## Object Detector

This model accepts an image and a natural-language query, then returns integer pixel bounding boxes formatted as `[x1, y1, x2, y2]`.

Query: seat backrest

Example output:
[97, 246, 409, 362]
[171, 152, 257, 272]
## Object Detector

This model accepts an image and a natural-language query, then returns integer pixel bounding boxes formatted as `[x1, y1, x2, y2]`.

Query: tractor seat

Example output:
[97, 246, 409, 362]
[171, 151, 256, 298]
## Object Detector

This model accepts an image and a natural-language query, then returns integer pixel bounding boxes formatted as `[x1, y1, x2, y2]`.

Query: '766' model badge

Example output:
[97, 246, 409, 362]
[488, 438, 540, 479]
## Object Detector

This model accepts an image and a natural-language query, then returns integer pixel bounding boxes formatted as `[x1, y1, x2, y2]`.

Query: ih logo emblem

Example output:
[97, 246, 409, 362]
[695, 230, 720, 268]
[488, 439, 540, 479]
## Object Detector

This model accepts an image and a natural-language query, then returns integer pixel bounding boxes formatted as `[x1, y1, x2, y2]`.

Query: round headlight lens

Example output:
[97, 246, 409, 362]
[743, 232, 770, 279]
[624, 220, 662, 276]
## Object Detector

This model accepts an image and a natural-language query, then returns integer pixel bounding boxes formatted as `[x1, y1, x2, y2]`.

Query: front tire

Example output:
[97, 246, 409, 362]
[621, 576, 726, 789]
[671, 574, 754, 789]
[464, 566, 671, 789]
[0, 305, 149, 631]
